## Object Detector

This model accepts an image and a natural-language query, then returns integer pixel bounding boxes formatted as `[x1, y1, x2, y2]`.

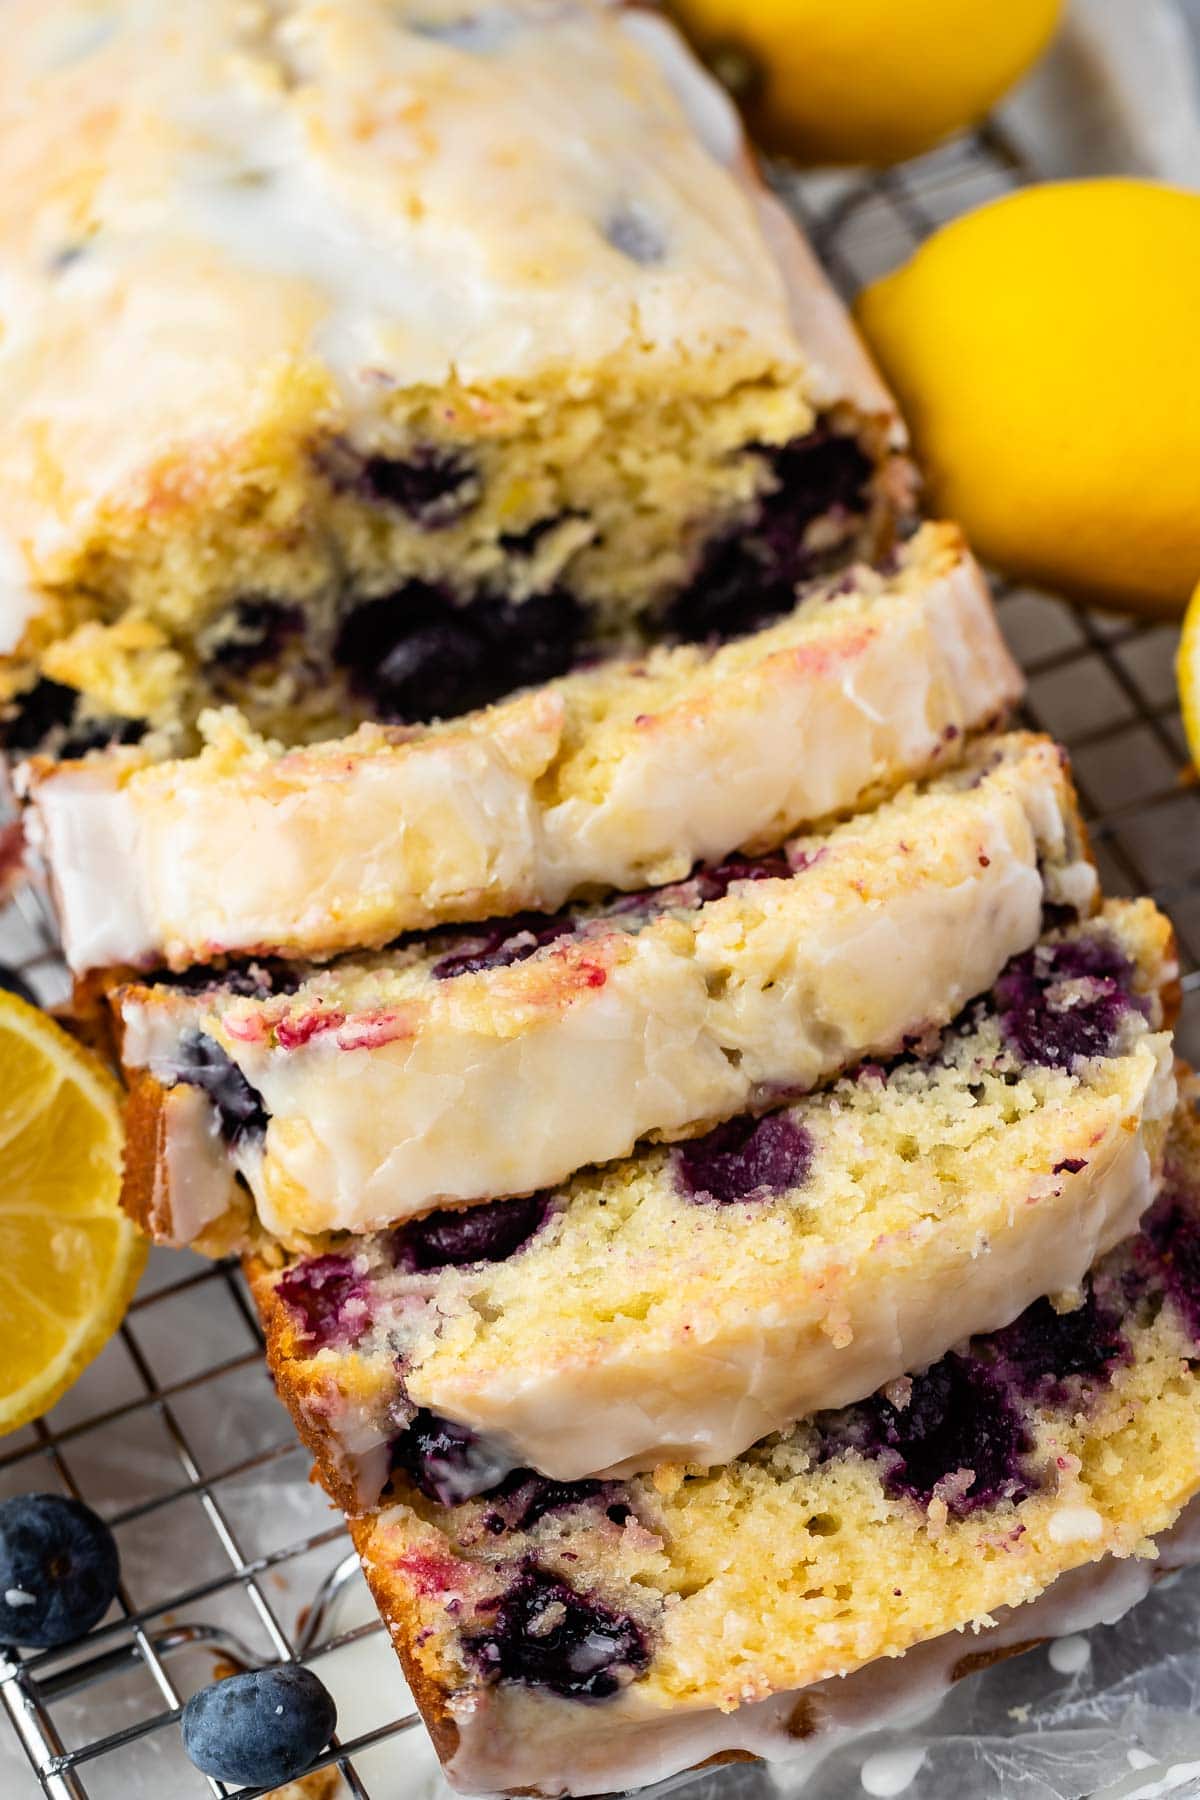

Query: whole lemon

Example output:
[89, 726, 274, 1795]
[857, 181, 1200, 616]
[668, 0, 1063, 167]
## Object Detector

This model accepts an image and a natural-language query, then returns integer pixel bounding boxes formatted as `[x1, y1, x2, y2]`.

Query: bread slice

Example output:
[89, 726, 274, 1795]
[248, 899, 1177, 1508]
[0, 0, 909, 760]
[344, 1093, 1200, 1796]
[113, 733, 1093, 1250]
[25, 523, 1018, 976]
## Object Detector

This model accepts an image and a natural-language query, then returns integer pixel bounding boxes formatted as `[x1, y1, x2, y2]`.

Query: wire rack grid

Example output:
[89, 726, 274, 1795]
[4, 123, 1200, 1800]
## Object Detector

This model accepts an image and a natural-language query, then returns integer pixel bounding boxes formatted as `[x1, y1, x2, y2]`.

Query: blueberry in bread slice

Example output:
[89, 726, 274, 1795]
[25, 524, 1017, 977]
[344, 1091, 1200, 1797]
[114, 733, 1091, 1250]
[248, 899, 1176, 1507]
[0, 0, 910, 760]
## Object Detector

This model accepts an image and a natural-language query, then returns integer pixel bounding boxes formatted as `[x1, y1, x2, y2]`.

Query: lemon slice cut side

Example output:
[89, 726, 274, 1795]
[0, 990, 144, 1433]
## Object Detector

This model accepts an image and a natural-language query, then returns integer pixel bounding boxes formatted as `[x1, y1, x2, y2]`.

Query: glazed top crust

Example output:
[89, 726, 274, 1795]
[0, 0, 894, 651]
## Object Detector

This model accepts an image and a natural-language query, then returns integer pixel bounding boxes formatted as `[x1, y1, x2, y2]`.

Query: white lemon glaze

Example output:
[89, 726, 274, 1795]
[27, 528, 1018, 975]
[310, 1033, 1174, 1492]
[116, 738, 1092, 1242]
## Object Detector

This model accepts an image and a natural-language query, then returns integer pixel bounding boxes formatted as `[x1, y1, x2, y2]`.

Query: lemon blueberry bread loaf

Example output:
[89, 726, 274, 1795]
[346, 1093, 1200, 1796]
[25, 524, 1018, 977]
[248, 899, 1177, 1508]
[0, 0, 909, 761]
[113, 734, 1092, 1250]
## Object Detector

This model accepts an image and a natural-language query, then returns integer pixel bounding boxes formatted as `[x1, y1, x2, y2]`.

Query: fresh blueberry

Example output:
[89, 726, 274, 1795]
[162, 1030, 268, 1145]
[181, 1665, 337, 1787]
[392, 1191, 549, 1271]
[674, 1112, 813, 1205]
[465, 1564, 648, 1699]
[0, 1494, 120, 1647]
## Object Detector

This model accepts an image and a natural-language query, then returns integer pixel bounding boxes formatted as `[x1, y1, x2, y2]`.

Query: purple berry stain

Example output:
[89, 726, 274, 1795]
[986, 1281, 1127, 1401]
[465, 1563, 649, 1699]
[276, 1255, 372, 1352]
[675, 1112, 813, 1205]
[994, 934, 1140, 1070]
[829, 1354, 1035, 1516]
[430, 912, 578, 981]
[1143, 1190, 1200, 1343]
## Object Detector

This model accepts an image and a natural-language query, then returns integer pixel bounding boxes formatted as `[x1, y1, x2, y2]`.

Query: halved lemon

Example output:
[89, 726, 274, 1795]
[1180, 580, 1200, 772]
[0, 990, 144, 1432]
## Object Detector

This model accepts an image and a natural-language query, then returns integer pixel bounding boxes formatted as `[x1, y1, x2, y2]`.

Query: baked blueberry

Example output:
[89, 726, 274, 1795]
[430, 913, 577, 981]
[148, 958, 303, 1001]
[163, 1030, 268, 1144]
[1144, 1192, 1200, 1342]
[390, 1411, 517, 1507]
[0, 1493, 120, 1647]
[666, 429, 874, 640]
[360, 447, 482, 528]
[988, 1281, 1127, 1399]
[393, 1192, 549, 1271]
[675, 1112, 813, 1205]
[465, 1564, 648, 1698]
[832, 1353, 1035, 1515]
[691, 853, 793, 901]
[0, 678, 78, 751]
[209, 599, 304, 676]
[0, 677, 145, 758]
[482, 1470, 607, 1534]
[181, 1664, 337, 1787]
[995, 935, 1139, 1070]
[334, 584, 583, 724]
[276, 1255, 372, 1352]
[605, 205, 665, 265]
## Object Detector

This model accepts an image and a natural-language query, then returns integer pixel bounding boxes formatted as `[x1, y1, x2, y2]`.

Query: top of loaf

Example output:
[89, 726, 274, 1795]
[0, 0, 898, 657]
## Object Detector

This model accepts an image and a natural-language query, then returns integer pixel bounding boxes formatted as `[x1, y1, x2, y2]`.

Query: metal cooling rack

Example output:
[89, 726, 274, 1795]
[4, 122, 1200, 1800]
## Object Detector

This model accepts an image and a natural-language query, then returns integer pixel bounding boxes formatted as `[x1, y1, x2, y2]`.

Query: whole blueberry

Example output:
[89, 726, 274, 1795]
[0, 1494, 120, 1647]
[181, 1665, 337, 1787]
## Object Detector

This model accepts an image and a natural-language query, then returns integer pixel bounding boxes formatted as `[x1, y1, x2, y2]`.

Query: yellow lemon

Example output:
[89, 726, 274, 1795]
[857, 181, 1200, 616]
[1177, 580, 1200, 770]
[0, 990, 144, 1432]
[667, 0, 1063, 167]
